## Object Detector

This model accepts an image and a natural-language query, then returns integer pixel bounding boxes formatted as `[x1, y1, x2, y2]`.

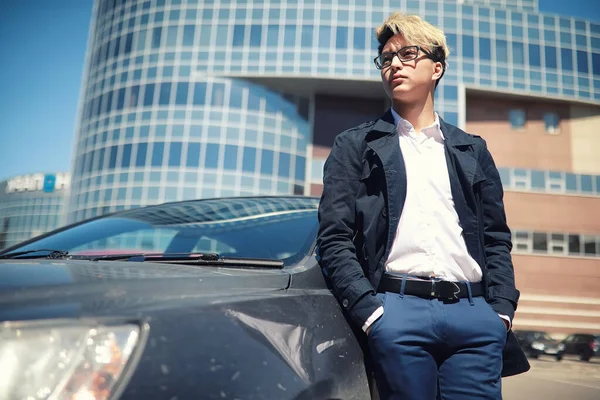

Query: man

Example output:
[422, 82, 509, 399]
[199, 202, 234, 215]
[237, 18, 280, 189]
[316, 12, 530, 400]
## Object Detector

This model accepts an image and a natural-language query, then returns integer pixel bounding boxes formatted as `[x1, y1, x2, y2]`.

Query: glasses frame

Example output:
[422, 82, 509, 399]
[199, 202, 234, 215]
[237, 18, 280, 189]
[374, 45, 436, 70]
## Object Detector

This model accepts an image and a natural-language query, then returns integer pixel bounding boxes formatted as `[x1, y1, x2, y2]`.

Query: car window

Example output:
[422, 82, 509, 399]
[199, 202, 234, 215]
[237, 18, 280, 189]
[533, 332, 553, 341]
[515, 331, 532, 338]
[3, 198, 319, 266]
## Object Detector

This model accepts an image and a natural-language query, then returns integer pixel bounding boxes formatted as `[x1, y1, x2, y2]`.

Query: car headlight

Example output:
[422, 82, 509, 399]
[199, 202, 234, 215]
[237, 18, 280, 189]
[0, 319, 144, 400]
[558, 343, 565, 351]
[531, 342, 545, 351]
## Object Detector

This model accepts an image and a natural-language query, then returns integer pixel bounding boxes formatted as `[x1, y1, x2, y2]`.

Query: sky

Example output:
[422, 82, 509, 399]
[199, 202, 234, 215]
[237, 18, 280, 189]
[0, 0, 93, 181]
[0, 0, 599, 182]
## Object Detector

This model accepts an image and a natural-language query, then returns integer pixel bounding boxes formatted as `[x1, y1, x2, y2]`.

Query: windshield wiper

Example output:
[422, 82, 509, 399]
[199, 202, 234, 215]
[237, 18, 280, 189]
[0, 249, 69, 259]
[148, 254, 284, 268]
[79, 252, 285, 269]
[0, 250, 284, 269]
[75, 252, 219, 262]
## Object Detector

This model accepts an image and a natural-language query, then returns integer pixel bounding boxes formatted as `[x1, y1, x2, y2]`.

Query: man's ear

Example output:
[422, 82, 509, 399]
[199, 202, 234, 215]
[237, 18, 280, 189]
[432, 61, 444, 81]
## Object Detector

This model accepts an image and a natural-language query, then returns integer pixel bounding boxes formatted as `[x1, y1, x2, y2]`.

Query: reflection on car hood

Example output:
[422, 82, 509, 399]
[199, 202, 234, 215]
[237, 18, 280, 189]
[0, 259, 290, 292]
[0, 259, 293, 325]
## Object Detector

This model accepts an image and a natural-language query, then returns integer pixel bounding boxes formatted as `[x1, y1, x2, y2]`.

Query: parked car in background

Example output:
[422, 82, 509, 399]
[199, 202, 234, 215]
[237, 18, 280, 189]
[514, 330, 565, 360]
[561, 333, 600, 361]
[0, 196, 376, 400]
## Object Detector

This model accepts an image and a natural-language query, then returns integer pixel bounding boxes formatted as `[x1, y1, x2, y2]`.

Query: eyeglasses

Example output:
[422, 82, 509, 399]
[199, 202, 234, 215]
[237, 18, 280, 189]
[374, 45, 436, 70]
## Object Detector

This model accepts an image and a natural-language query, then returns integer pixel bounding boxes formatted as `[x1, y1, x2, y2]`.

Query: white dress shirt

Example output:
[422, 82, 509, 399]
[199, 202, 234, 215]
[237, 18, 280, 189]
[362, 109, 510, 332]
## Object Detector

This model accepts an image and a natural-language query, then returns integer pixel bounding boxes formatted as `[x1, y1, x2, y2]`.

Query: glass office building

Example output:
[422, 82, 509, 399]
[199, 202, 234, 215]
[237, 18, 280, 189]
[0, 173, 71, 250]
[69, 0, 600, 222]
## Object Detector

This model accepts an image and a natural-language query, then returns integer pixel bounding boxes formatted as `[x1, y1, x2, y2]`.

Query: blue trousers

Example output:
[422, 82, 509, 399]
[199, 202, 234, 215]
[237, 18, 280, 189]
[367, 288, 507, 400]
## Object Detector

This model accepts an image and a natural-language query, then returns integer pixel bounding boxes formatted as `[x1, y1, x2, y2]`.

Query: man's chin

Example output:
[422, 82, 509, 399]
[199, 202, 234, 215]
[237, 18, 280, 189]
[391, 90, 418, 104]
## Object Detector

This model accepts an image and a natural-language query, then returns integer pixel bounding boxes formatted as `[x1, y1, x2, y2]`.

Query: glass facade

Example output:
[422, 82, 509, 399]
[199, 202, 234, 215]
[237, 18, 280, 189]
[512, 230, 600, 258]
[498, 167, 600, 196]
[0, 173, 70, 250]
[68, 0, 600, 223]
[465, 1, 538, 13]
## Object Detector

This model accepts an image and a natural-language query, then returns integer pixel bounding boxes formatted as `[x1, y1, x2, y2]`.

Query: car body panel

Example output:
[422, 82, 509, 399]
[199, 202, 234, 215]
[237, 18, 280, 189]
[0, 256, 372, 400]
[513, 330, 565, 359]
[561, 334, 600, 361]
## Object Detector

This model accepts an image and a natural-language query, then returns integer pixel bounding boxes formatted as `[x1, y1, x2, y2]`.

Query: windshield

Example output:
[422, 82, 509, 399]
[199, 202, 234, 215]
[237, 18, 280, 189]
[532, 332, 553, 341]
[2, 197, 320, 266]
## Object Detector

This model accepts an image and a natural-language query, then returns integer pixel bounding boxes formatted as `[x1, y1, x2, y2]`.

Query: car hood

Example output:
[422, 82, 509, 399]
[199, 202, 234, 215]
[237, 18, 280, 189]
[0, 259, 291, 317]
[0, 258, 290, 287]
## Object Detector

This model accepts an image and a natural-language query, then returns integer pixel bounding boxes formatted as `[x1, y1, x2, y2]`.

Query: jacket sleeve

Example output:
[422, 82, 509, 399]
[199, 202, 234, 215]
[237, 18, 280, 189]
[478, 140, 520, 321]
[316, 133, 382, 329]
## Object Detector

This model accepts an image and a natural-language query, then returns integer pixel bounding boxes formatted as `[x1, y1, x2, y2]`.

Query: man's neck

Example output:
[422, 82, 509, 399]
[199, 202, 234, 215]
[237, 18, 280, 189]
[392, 97, 436, 133]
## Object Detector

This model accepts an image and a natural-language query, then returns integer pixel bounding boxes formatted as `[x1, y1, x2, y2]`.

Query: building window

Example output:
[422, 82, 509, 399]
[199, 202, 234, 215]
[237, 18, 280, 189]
[509, 109, 526, 129]
[531, 170, 545, 190]
[549, 233, 566, 255]
[584, 236, 597, 256]
[532, 232, 548, 252]
[569, 234, 581, 255]
[513, 231, 530, 252]
[497, 168, 511, 186]
[261, 150, 274, 175]
[295, 156, 306, 181]
[547, 171, 564, 191]
[566, 173, 578, 192]
[223, 145, 238, 170]
[581, 175, 593, 193]
[278, 153, 291, 178]
[311, 159, 326, 184]
[479, 37, 491, 60]
[511, 230, 600, 258]
[512, 168, 529, 189]
[544, 112, 560, 134]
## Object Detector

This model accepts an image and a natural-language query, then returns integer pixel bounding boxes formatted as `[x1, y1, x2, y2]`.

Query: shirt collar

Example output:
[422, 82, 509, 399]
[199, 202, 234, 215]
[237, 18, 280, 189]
[390, 108, 444, 141]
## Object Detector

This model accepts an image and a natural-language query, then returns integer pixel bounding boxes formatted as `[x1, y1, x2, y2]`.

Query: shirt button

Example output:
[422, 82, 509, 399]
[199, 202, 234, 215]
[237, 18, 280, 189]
[342, 299, 349, 308]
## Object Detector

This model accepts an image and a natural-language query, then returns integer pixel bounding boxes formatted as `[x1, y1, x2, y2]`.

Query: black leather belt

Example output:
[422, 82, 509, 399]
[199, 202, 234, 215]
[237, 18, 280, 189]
[377, 275, 484, 300]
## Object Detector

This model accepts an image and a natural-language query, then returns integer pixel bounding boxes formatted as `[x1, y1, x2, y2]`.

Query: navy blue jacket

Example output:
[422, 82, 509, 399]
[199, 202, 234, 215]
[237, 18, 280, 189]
[316, 110, 530, 377]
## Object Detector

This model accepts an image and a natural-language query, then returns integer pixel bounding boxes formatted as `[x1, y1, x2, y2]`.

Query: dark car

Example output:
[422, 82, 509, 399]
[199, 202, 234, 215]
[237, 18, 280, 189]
[514, 330, 566, 360]
[0, 196, 376, 400]
[561, 333, 600, 361]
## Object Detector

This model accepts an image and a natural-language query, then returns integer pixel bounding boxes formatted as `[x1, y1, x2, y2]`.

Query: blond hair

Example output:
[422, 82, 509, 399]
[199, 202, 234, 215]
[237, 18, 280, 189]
[375, 12, 450, 61]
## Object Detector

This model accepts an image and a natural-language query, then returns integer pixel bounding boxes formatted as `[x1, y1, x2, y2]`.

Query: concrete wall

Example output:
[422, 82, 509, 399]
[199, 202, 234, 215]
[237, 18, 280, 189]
[570, 105, 600, 174]
[504, 192, 600, 234]
[466, 94, 573, 171]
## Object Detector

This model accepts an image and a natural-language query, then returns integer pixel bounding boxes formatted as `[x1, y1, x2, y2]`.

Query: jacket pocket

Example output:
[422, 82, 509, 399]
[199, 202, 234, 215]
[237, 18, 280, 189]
[368, 293, 388, 336]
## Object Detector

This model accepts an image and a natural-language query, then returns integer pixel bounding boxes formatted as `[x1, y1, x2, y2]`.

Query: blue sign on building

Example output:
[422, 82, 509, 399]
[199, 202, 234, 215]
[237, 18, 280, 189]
[43, 174, 56, 193]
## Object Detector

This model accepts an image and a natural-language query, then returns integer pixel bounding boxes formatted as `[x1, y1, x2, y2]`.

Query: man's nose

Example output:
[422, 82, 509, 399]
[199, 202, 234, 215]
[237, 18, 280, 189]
[390, 53, 404, 69]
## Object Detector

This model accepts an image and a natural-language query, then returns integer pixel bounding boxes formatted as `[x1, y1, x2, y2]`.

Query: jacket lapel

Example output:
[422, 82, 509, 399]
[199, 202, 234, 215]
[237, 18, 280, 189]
[440, 119, 486, 188]
[366, 110, 406, 262]
[440, 118, 486, 264]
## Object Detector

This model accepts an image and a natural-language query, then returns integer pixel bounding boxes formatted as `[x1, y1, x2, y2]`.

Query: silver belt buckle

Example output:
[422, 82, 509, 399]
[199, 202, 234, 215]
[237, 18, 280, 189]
[431, 280, 461, 300]
[449, 281, 460, 300]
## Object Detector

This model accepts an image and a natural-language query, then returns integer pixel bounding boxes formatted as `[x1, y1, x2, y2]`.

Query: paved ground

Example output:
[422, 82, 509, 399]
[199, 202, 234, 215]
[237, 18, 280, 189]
[502, 357, 600, 400]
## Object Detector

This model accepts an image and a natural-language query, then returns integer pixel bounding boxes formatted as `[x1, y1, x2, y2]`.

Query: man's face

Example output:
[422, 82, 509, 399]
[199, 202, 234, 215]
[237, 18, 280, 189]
[379, 34, 441, 103]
